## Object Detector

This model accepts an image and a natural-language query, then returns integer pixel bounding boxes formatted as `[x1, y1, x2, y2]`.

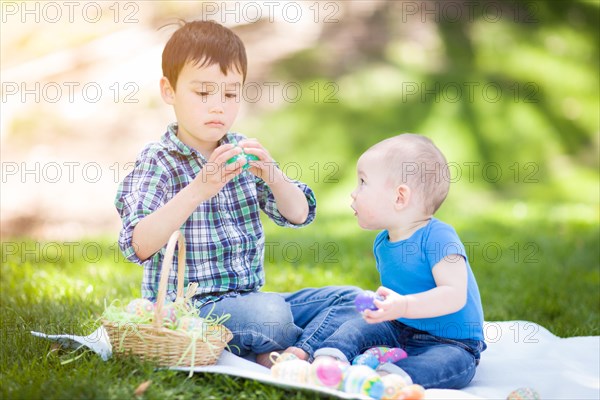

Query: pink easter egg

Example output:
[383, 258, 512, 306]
[125, 298, 154, 318]
[379, 348, 408, 363]
[312, 357, 344, 388]
[158, 303, 178, 327]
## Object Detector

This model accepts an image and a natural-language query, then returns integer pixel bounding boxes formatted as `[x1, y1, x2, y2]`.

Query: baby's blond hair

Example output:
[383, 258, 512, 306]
[369, 134, 450, 214]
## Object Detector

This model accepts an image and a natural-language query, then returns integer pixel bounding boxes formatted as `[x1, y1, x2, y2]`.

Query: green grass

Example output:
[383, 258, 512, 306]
[1, 209, 598, 399]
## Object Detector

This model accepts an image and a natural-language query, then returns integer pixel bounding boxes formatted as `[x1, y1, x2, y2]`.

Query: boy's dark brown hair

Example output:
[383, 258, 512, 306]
[162, 20, 247, 89]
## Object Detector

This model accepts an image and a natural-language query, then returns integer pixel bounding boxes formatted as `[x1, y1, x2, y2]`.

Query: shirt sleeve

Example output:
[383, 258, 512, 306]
[114, 151, 170, 264]
[424, 221, 467, 270]
[256, 175, 317, 228]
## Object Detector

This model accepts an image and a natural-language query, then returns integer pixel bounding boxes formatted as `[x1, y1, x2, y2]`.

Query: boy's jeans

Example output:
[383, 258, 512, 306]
[197, 286, 362, 357]
[314, 319, 486, 389]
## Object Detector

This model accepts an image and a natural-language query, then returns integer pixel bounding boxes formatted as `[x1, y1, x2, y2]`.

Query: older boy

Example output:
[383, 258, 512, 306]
[115, 20, 360, 366]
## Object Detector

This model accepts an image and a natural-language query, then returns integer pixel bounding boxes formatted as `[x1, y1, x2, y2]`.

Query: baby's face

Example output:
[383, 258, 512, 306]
[350, 149, 397, 230]
[164, 62, 243, 152]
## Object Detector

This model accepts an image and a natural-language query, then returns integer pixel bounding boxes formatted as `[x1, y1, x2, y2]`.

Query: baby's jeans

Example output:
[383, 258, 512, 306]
[196, 286, 362, 357]
[282, 285, 363, 360]
[314, 319, 486, 389]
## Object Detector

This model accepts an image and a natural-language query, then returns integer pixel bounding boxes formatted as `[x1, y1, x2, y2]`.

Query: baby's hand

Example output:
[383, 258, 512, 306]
[362, 286, 408, 324]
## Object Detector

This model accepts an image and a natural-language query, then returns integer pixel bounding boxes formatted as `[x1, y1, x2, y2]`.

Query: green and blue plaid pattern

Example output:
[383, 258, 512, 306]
[115, 123, 316, 305]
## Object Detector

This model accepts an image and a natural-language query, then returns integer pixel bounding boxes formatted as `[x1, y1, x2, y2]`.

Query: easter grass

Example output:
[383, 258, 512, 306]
[1, 212, 598, 399]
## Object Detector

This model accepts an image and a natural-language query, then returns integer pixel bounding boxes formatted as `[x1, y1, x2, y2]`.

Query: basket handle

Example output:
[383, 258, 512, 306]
[153, 230, 186, 327]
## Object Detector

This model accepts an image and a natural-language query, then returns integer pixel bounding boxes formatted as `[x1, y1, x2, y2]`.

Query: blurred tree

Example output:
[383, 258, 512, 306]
[261, 0, 598, 204]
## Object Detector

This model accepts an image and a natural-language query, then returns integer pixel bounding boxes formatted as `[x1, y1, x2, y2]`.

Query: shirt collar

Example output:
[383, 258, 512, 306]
[162, 123, 236, 158]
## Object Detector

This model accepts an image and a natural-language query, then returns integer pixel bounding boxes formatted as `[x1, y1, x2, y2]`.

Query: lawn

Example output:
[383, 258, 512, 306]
[1, 206, 598, 399]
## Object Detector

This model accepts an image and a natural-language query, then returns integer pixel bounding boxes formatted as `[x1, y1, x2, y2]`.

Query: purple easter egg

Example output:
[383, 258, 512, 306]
[354, 290, 383, 312]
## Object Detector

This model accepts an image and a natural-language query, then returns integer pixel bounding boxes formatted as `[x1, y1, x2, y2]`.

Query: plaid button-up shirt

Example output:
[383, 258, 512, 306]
[115, 123, 316, 305]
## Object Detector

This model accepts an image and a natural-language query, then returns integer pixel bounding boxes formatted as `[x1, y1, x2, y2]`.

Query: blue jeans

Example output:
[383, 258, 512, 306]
[314, 319, 486, 389]
[282, 285, 362, 360]
[196, 286, 361, 357]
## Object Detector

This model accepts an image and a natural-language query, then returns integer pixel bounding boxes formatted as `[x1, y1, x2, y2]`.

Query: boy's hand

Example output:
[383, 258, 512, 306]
[239, 138, 309, 224]
[238, 139, 282, 184]
[197, 143, 245, 199]
[362, 286, 408, 324]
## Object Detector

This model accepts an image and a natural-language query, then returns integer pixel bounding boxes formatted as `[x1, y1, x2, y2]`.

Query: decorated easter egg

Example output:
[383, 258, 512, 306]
[270, 352, 299, 365]
[158, 302, 178, 328]
[355, 290, 384, 312]
[352, 353, 380, 369]
[363, 346, 387, 360]
[125, 298, 154, 319]
[379, 347, 408, 363]
[399, 384, 426, 400]
[226, 151, 259, 170]
[506, 387, 541, 400]
[380, 373, 411, 400]
[342, 365, 385, 399]
[364, 346, 408, 363]
[271, 359, 311, 384]
[178, 316, 206, 333]
[309, 357, 345, 388]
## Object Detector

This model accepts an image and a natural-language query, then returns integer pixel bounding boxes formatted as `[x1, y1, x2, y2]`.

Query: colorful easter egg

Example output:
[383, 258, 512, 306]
[270, 352, 300, 365]
[356, 347, 408, 370]
[363, 346, 387, 360]
[399, 384, 426, 400]
[226, 151, 259, 170]
[309, 357, 345, 388]
[158, 302, 178, 328]
[178, 316, 206, 333]
[506, 387, 541, 400]
[352, 353, 380, 369]
[342, 365, 385, 399]
[380, 373, 412, 400]
[271, 359, 311, 384]
[125, 298, 154, 319]
[354, 290, 384, 312]
[378, 347, 408, 363]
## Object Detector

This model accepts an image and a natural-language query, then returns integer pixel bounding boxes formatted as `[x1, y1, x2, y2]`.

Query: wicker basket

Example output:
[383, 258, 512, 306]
[102, 230, 232, 367]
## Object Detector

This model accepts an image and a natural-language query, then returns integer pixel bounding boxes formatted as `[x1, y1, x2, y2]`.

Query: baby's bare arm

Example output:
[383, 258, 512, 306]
[363, 256, 468, 323]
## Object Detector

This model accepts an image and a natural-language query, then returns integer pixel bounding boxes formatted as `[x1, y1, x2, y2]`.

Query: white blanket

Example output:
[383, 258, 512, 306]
[32, 321, 600, 399]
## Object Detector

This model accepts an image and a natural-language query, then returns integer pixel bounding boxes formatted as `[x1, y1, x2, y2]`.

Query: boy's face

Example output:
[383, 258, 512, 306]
[350, 149, 397, 230]
[161, 62, 243, 154]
